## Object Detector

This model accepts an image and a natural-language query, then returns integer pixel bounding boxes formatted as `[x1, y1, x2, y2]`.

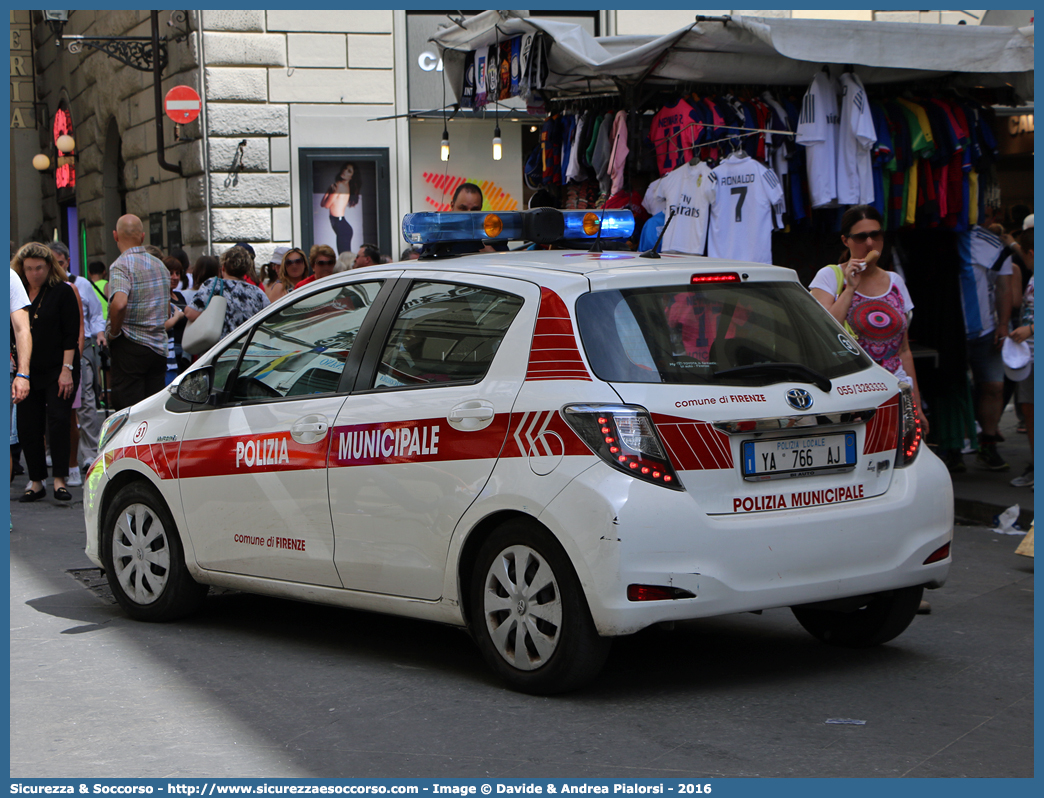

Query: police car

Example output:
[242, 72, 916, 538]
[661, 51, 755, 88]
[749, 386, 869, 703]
[83, 208, 952, 694]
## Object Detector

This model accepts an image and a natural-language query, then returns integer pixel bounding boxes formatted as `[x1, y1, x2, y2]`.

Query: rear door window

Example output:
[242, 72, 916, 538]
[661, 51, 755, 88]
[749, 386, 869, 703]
[576, 282, 871, 385]
[372, 281, 524, 389]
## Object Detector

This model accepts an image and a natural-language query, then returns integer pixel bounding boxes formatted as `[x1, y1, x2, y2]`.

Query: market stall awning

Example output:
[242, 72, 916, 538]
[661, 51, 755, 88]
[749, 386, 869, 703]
[433, 11, 1034, 103]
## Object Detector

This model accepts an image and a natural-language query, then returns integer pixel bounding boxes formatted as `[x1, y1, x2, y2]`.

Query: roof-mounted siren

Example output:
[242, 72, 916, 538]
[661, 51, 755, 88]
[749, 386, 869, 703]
[402, 209, 635, 258]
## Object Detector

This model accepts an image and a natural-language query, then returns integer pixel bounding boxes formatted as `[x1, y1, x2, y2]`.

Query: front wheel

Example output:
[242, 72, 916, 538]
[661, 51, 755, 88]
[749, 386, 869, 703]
[469, 520, 611, 694]
[791, 586, 924, 648]
[101, 482, 208, 621]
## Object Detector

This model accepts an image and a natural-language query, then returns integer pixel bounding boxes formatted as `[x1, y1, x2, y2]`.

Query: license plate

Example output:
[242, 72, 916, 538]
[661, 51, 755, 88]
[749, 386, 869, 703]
[741, 432, 857, 481]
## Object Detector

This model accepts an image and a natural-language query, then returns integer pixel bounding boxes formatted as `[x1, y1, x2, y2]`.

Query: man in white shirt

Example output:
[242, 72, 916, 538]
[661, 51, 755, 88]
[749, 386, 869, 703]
[10, 268, 32, 498]
[959, 226, 1013, 471]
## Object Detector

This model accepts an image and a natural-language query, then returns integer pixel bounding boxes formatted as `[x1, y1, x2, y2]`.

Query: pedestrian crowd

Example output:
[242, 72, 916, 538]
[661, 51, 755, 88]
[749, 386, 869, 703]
[10, 212, 396, 501]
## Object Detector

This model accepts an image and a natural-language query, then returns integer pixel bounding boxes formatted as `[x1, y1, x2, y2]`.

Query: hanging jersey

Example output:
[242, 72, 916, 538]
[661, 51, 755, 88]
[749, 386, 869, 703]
[959, 226, 1014, 339]
[796, 71, 840, 208]
[607, 110, 630, 197]
[649, 99, 702, 176]
[655, 160, 713, 255]
[701, 153, 784, 265]
[837, 73, 877, 205]
[643, 177, 666, 217]
[761, 92, 792, 180]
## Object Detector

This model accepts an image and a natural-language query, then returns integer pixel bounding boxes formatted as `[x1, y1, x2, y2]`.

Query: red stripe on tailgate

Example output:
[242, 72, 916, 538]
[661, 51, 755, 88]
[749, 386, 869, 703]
[864, 395, 900, 455]
[652, 414, 734, 470]
[525, 287, 591, 381]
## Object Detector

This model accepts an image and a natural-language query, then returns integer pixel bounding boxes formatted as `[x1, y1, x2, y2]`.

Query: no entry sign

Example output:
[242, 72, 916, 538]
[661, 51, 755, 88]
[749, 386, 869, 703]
[164, 85, 201, 124]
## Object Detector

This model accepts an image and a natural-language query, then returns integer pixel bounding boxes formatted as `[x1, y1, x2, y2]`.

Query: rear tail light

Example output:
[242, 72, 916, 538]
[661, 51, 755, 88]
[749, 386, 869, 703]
[896, 382, 922, 467]
[627, 584, 696, 601]
[563, 404, 684, 490]
[923, 542, 950, 564]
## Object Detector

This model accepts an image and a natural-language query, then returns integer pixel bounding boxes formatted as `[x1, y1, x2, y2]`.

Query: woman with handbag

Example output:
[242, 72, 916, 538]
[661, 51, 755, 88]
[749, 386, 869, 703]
[11, 242, 81, 502]
[184, 246, 269, 348]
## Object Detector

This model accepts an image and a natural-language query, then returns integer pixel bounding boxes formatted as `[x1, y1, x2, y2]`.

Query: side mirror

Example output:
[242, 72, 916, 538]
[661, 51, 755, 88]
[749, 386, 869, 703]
[177, 367, 213, 404]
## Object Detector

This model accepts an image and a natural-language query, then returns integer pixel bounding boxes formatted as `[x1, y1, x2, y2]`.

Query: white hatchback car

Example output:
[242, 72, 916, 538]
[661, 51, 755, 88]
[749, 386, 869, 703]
[84, 209, 952, 694]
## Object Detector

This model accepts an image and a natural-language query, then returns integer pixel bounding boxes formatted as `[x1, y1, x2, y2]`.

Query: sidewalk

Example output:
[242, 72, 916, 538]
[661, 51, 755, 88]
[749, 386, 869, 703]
[945, 403, 1034, 530]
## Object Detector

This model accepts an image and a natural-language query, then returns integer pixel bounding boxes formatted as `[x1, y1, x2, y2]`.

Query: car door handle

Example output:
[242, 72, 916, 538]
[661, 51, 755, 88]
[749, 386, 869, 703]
[292, 422, 328, 434]
[449, 407, 494, 421]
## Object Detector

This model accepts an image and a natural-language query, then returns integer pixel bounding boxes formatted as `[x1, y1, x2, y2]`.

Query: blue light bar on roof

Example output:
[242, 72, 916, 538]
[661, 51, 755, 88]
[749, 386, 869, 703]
[561, 210, 635, 239]
[402, 212, 523, 244]
[401, 209, 635, 246]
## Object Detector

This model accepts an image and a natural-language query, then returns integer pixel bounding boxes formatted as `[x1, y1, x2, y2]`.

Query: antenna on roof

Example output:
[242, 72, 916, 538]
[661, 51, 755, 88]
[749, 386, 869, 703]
[640, 210, 676, 259]
[588, 204, 609, 254]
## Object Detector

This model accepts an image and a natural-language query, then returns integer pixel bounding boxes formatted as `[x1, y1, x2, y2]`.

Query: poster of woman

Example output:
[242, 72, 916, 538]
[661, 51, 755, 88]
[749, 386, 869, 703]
[310, 158, 380, 256]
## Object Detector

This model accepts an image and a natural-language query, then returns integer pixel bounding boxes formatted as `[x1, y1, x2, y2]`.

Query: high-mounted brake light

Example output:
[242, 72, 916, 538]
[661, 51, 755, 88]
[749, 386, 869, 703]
[895, 382, 922, 467]
[563, 404, 683, 490]
[691, 273, 741, 284]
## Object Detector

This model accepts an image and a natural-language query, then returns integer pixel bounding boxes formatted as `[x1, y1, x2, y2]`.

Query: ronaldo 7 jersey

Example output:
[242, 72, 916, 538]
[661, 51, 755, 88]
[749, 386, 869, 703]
[701, 152, 784, 265]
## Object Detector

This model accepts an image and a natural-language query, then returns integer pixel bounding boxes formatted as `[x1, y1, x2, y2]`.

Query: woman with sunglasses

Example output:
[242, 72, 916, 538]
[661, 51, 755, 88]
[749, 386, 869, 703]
[293, 245, 338, 290]
[810, 205, 929, 438]
[265, 247, 309, 303]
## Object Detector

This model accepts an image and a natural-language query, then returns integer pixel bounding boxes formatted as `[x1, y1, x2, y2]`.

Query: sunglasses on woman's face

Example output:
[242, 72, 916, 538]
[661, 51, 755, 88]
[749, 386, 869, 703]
[316, 259, 336, 267]
[286, 258, 305, 266]
[848, 229, 884, 243]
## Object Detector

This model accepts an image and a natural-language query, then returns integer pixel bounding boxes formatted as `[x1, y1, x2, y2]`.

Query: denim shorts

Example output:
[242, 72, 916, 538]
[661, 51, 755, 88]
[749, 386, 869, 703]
[966, 332, 1006, 385]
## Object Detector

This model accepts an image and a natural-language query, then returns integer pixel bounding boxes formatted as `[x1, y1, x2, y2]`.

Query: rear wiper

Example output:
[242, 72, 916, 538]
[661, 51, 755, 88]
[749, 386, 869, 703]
[713, 362, 832, 393]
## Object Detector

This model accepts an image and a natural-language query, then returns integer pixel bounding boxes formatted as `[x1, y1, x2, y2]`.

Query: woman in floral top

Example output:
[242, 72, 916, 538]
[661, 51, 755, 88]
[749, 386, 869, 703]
[810, 205, 928, 435]
[185, 246, 270, 338]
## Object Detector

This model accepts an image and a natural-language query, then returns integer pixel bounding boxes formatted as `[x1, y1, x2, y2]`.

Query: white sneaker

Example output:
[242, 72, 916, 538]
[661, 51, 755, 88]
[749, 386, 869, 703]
[1010, 467, 1034, 488]
[66, 467, 82, 487]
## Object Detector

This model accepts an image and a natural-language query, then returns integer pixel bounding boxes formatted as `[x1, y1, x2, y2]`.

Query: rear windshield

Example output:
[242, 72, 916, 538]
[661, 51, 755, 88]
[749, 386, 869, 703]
[575, 282, 872, 385]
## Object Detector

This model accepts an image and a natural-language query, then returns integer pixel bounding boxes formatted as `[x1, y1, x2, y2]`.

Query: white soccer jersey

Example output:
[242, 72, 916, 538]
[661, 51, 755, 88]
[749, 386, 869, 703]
[795, 71, 840, 208]
[837, 73, 877, 205]
[643, 176, 666, 216]
[654, 160, 713, 256]
[701, 152, 784, 265]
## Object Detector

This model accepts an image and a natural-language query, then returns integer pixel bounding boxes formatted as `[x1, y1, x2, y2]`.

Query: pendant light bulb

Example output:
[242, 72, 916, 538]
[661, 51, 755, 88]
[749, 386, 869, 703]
[440, 127, 450, 162]
[492, 125, 502, 161]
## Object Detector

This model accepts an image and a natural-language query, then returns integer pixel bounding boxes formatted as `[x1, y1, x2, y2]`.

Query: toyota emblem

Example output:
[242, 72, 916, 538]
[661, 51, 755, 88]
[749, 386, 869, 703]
[785, 388, 814, 411]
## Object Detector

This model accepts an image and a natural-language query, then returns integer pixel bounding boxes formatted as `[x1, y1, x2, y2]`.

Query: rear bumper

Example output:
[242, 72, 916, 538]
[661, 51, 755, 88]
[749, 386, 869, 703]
[539, 449, 953, 636]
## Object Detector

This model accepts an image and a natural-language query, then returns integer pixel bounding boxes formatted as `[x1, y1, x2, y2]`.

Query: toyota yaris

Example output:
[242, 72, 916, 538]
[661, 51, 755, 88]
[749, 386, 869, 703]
[84, 209, 952, 694]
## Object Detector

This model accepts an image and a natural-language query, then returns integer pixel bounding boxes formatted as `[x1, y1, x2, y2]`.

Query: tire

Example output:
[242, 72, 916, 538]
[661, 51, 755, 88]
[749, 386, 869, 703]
[469, 519, 611, 695]
[101, 482, 208, 622]
[791, 586, 924, 648]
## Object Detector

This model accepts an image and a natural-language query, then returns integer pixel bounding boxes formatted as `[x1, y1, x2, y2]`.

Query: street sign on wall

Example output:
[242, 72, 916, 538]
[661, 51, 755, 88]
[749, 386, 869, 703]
[164, 86, 201, 124]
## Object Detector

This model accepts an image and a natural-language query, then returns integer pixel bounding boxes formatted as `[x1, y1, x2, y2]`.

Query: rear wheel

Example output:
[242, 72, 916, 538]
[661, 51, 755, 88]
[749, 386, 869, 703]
[101, 482, 207, 621]
[791, 586, 924, 648]
[469, 520, 611, 694]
